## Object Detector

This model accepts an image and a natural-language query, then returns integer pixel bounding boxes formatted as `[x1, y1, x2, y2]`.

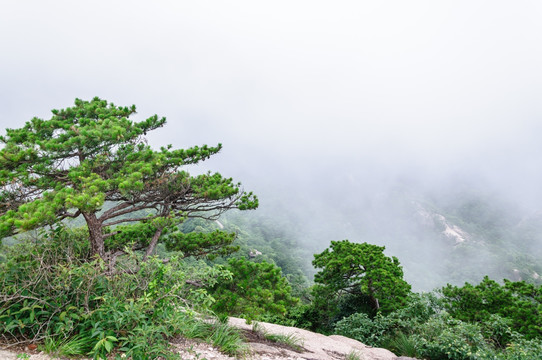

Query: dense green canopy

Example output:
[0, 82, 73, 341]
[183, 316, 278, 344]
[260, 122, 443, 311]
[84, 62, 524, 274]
[313, 240, 411, 316]
[442, 276, 542, 339]
[0, 97, 257, 260]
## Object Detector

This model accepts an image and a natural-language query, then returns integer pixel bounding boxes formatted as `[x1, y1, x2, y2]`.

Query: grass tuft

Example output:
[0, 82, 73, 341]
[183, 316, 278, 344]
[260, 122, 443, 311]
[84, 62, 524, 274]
[382, 332, 419, 358]
[251, 322, 304, 352]
[346, 349, 365, 360]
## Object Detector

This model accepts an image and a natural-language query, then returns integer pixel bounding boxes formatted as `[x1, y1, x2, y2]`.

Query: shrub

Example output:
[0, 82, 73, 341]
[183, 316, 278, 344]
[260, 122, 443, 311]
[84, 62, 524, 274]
[412, 316, 492, 360]
[0, 226, 237, 359]
[334, 293, 438, 347]
[332, 293, 542, 359]
[334, 312, 385, 347]
[441, 276, 542, 339]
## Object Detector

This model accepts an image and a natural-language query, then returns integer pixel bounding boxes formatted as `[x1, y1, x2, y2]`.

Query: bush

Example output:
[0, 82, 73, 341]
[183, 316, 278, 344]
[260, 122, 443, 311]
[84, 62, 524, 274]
[0, 226, 240, 359]
[334, 312, 385, 347]
[334, 293, 438, 347]
[333, 293, 542, 359]
[258, 303, 315, 329]
[381, 332, 419, 358]
[413, 316, 492, 360]
[441, 276, 542, 339]
[500, 337, 542, 360]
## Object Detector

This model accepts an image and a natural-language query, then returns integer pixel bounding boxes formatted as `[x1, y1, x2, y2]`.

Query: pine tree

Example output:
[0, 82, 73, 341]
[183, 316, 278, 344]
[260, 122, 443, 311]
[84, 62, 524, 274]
[0, 97, 257, 262]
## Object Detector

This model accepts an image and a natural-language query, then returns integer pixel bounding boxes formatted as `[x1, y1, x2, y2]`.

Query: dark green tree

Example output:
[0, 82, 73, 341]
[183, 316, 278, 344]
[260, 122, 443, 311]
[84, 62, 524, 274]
[441, 276, 542, 339]
[0, 97, 257, 262]
[312, 240, 411, 328]
[210, 257, 299, 321]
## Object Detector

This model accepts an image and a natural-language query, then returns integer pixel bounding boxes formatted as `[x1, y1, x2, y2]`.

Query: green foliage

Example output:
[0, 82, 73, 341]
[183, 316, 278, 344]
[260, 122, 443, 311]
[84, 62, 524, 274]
[333, 293, 436, 347]
[334, 292, 542, 360]
[480, 314, 517, 350]
[172, 318, 246, 356]
[313, 240, 411, 313]
[381, 331, 419, 358]
[177, 213, 313, 327]
[0, 226, 243, 358]
[210, 257, 299, 322]
[310, 240, 411, 331]
[105, 220, 239, 260]
[441, 276, 542, 339]
[104, 221, 159, 250]
[0, 97, 257, 260]
[165, 229, 239, 259]
[500, 337, 542, 360]
[334, 312, 384, 347]
[257, 303, 315, 329]
[412, 316, 492, 360]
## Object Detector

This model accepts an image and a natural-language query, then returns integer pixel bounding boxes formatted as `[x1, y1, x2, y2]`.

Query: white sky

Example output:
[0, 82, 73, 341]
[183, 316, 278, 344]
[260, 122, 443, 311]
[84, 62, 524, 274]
[1, 1, 542, 204]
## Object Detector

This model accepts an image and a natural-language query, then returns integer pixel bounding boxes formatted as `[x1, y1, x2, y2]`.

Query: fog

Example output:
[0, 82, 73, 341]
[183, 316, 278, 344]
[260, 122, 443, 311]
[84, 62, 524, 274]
[1, 1, 542, 290]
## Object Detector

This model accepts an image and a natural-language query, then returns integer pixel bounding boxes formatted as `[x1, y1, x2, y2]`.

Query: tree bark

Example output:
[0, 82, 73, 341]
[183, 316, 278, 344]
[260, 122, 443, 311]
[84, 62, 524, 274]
[143, 227, 163, 260]
[82, 212, 105, 260]
[367, 281, 380, 311]
[373, 296, 380, 311]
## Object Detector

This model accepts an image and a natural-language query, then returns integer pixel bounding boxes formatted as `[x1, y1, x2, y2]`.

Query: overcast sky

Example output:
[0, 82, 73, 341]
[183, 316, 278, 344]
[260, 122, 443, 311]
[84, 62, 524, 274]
[1, 1, 542, 207]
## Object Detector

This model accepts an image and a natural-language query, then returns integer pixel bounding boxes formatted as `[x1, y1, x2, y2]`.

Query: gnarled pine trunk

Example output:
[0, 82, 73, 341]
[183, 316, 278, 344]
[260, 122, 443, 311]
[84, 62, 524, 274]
[82, 212, 106, 260]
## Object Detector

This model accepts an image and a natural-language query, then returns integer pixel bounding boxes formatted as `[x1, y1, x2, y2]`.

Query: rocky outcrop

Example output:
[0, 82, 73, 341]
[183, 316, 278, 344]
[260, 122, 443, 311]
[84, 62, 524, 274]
[413, 201, 470, 245]
[229, 317, 401, 360]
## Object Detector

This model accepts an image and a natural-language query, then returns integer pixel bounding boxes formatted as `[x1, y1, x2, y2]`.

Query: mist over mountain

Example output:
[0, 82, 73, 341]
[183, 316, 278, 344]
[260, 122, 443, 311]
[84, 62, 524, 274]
[228, 159, 542, 292]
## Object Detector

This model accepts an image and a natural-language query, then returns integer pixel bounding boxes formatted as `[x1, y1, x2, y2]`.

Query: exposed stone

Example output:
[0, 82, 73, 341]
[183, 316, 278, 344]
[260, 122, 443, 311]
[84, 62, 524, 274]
[249, 249, 263, 258]
[230, 317, 398, 360]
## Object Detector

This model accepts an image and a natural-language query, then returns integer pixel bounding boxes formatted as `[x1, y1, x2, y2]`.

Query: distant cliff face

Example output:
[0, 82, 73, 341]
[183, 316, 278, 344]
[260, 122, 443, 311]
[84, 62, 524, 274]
[413, 202, 471, 245]
[398, 193, 542, 289]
